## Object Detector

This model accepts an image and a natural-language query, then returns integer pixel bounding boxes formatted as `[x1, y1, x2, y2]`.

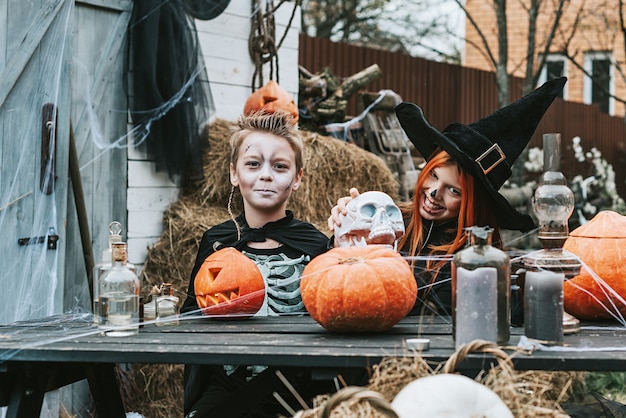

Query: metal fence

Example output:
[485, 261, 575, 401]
[299, 34, 626, 198]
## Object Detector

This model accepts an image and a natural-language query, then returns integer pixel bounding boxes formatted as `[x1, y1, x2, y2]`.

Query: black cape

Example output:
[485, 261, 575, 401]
[181, 211, 330, 313]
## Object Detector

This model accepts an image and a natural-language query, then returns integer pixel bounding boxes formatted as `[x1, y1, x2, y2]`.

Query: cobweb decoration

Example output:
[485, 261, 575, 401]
[0, 0, 223, 415]
[125, 0, 217, 185]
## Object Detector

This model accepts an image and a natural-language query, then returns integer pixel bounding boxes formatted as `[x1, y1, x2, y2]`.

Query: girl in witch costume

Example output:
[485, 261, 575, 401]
[182, 110, 331, 418]
[329, 77, 567, 316]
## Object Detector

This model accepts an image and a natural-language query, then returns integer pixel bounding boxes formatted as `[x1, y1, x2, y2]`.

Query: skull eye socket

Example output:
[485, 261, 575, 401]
[386, 205, 401, 219]
[359, 204, 377, 218]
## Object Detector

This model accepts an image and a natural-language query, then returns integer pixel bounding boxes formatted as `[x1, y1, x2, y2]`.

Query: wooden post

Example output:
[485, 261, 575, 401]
[69, 120, 95, 302]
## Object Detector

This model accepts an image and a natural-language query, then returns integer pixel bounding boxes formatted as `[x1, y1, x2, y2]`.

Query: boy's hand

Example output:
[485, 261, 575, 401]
[328, 187, 361, 231]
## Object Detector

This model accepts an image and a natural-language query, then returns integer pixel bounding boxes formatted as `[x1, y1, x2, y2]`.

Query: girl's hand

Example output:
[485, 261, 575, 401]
[328, 188, 361, 231]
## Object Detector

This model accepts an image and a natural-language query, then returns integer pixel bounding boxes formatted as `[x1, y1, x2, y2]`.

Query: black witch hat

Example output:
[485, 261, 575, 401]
[394, 77, 567, 232]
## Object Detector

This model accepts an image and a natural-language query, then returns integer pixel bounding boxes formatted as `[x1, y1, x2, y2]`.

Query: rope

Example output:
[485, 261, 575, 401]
[248, 0, 300, 90]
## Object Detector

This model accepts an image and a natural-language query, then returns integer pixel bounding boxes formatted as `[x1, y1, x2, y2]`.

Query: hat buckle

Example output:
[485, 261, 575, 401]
[475, 143, 506, 175]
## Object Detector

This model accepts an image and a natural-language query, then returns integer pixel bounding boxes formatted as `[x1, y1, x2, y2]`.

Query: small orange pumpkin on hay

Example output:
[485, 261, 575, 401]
[243, 80, 299, 122]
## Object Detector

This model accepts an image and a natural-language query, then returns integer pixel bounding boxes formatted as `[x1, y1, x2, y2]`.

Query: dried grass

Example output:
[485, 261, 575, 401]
[119, 363, 185, 418]
[139, 119, 400, 301]
[184, 118, 400, 223]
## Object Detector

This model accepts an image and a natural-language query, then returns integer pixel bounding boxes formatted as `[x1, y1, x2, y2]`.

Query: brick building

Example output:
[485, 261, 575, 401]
[464, 0, 625, 117]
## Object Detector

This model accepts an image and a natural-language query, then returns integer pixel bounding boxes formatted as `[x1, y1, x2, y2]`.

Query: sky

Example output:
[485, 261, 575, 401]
[415, 0, 465, 60]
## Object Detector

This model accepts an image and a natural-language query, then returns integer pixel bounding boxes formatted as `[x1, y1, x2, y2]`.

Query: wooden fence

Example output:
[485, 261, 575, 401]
[299, 34, 626, 198]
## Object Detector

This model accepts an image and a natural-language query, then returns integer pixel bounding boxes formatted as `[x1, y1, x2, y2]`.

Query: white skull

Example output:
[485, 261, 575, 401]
[334, 191, 405, 248]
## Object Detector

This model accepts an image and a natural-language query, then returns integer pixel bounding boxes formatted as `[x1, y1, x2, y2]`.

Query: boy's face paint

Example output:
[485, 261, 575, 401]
[230, 132, 302, 217]
[419, 164, 462, 222]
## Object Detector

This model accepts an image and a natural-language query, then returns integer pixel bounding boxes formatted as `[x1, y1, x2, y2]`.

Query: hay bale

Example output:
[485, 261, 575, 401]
[294, 132, 400, 225]
[118, 363, 185, 418]
[127, 119, 401, 418]
[141, 119, 400, 296]
[140, 198, 229, 297]
[184, 118, 400, 225]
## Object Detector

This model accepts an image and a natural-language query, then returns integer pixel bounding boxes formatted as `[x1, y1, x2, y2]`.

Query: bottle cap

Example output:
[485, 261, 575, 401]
[111, 242, 128, 262]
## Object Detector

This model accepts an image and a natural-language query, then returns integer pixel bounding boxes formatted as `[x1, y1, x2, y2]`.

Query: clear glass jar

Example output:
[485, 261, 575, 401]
[156, 283, 180, 326]
[452, 226, 510, 347]
[92, 222, 123, 325]
[98, 242, 140, 336]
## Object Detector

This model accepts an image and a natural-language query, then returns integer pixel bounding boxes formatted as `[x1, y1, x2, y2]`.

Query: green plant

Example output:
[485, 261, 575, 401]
[584, 372, 626, 403]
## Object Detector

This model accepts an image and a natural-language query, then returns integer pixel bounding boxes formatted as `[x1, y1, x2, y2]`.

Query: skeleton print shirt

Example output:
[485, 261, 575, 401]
[241, 244, 310, 316]
[181, 211, 329, 315]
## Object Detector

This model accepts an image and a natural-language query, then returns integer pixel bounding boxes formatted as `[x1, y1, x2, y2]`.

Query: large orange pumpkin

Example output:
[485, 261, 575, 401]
[300, 245, 417, 332]
[563, 210, 626, 320]
[195, 247, 265, 317]
[243, 80, 299, 122]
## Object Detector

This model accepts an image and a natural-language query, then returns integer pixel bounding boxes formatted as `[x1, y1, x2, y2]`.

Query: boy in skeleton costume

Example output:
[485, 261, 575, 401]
[182, 110, 330, 417]
[330, 77, 567, 316]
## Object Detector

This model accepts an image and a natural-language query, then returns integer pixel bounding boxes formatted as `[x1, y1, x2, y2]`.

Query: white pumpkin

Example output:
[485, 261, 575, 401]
[391, 374, 513, 418]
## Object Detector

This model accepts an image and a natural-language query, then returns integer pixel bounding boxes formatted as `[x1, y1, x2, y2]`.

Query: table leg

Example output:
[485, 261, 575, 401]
[84, 363, 126, 418]
[6, 362, 49, 418]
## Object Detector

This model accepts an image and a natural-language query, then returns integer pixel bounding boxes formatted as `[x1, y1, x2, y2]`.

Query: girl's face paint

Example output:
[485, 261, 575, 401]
[419, 164, 462, 222]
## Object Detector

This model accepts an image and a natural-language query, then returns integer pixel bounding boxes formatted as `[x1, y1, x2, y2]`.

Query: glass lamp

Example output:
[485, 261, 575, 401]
[524, 133, 581, 277]
[523, 133, 581, 334]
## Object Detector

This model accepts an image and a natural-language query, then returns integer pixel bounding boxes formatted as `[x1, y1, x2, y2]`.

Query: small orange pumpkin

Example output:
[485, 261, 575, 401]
[300, 245, 417, 332]
[243, 80, 299, 122]
[195, 247, 265, 317]
[563, 210, 626, 320]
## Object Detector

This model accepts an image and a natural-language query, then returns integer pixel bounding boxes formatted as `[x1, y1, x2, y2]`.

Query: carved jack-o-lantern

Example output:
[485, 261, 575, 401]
[563, 210, 626, 320]
[243, 80, 299, 122]
[194, 247, 265, 317]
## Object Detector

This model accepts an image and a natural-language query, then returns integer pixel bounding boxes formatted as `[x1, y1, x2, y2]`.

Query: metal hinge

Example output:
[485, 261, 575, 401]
[17, 227, 59, 250]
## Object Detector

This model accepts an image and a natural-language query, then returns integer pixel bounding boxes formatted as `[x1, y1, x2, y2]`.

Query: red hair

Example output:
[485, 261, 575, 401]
[398, 150, 502, 271]
[399, 151, 475, 269]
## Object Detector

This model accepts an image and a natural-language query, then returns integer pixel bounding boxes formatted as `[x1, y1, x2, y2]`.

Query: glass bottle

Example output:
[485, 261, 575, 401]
[98, 242, 141, 336]
[525, 134, 580, 276]
[92, 221, 123, 325]
[156, 283, 180, 326]
[452, 226, 510, 348]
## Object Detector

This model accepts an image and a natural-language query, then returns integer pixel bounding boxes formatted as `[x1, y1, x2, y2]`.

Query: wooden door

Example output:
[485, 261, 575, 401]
[0, 0, 72, 323]
[0, 0, 131, 324]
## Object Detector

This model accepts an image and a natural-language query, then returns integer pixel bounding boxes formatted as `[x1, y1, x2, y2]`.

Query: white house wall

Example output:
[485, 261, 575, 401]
[126, 0, 301, 270]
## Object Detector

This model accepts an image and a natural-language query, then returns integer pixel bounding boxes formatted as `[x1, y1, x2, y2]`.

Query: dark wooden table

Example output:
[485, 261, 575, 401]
[0, 313, 625, 417]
